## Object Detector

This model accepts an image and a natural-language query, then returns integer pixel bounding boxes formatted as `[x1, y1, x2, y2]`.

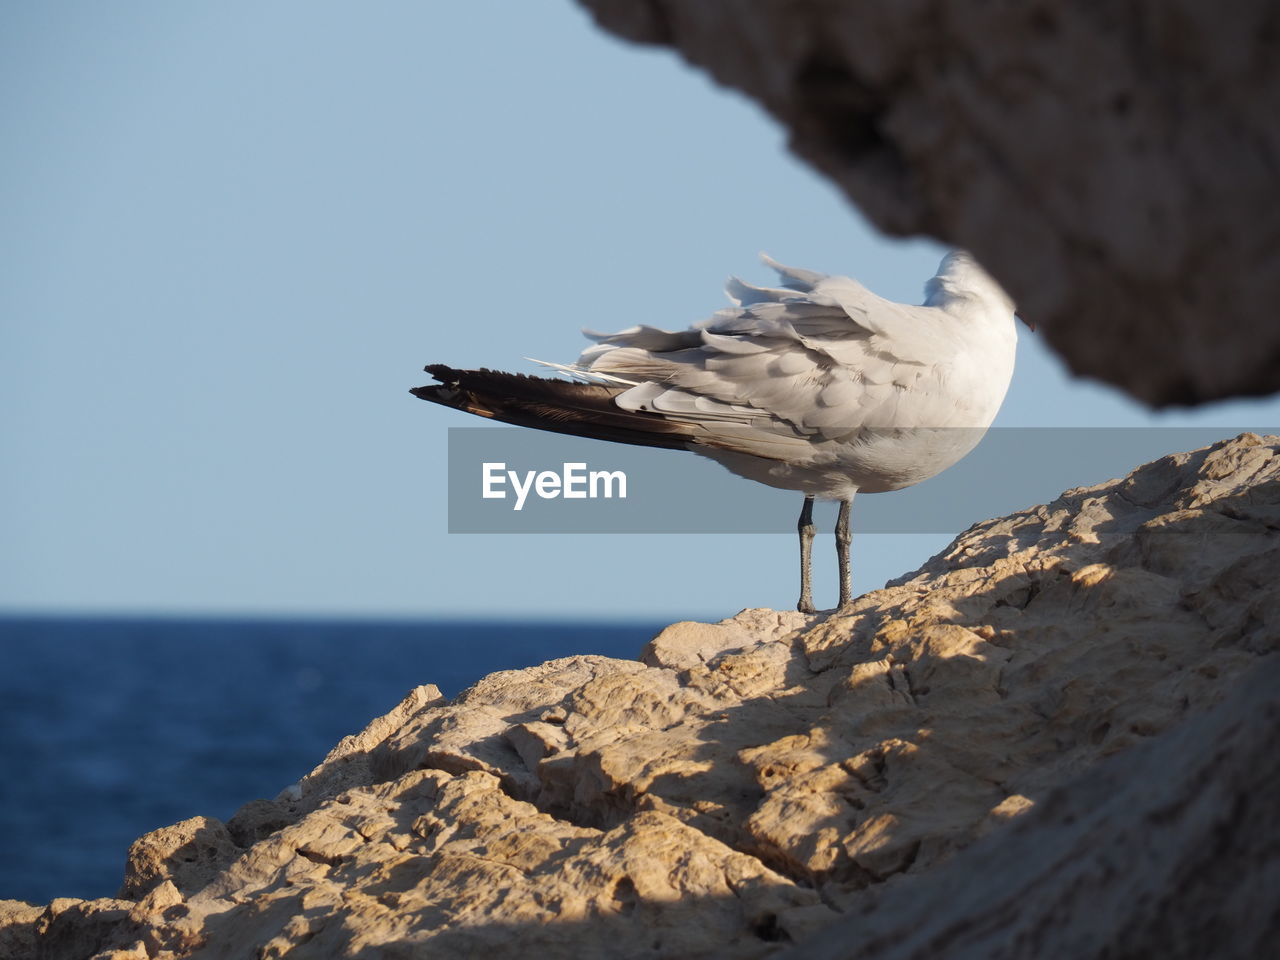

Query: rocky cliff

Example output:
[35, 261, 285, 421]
[3, 433, 1277, 958]
[578, 0, 1280, 408]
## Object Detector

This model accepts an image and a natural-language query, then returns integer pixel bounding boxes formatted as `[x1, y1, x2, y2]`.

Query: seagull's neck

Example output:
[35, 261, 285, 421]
[923, 252, 1016, 319]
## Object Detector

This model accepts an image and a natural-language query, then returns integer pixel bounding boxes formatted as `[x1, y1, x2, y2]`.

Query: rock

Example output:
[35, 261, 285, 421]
[33, 897, 135, 960]
[789, 655, 1280, 960]
[576, 0, 1280, 407]
[5, 434, 1277, 957]
[118, 816, 239, 900]
[224, 799, 293, 848]
[279, 683, 446, 818]
[643, 608, 811, 672]
[0, 901, 42, 960]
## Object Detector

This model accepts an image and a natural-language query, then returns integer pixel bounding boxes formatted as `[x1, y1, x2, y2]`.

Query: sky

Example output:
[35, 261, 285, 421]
[3, 0, 1278, 622]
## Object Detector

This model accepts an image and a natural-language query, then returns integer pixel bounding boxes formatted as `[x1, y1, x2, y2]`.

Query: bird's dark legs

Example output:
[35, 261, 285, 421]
[797, 496, 816, 614]
[836, 497, 853, 611]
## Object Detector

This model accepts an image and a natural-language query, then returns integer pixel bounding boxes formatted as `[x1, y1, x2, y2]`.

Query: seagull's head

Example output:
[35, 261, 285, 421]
[926, 250, 1018, 321]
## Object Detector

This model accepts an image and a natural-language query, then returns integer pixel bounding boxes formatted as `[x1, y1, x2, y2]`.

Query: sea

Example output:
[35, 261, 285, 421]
[0, 616, 664, 906]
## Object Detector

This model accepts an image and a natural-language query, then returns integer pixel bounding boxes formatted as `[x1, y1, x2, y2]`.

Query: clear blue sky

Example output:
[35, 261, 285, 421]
[4, 1, 1277, 621]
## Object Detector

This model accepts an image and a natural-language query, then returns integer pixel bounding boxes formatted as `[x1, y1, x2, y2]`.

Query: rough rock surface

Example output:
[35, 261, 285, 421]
[3, 434, 1278, 958]
[578, 0, 1280, 407]
[793, 656, 1280, 960]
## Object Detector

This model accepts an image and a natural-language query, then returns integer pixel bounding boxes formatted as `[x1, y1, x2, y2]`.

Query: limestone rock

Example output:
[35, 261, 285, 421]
[278, 683, 446, 818]
[643, 608, 811, 672]
[0, 901, 42, 960]
[5, 434, 1277, 958]
[224, 799, 292, 849]
[577, 0, 1280, 407]
[118, 817, 239, 900]
[33, 897, 136, 960]
[789, 656, 1280, 959]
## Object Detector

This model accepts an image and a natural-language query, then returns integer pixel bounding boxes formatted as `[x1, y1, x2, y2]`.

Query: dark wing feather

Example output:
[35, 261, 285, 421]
[411, 365, 695, 451]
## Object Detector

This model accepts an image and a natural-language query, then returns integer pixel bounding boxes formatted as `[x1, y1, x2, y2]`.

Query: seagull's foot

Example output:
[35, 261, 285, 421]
[797, 597, 817, 615]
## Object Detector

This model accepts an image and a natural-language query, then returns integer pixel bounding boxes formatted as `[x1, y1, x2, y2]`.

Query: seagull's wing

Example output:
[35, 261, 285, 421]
[575, 258, 970, 458]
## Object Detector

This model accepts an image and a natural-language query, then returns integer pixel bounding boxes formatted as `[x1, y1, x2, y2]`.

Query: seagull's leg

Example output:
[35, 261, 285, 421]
[836, 497, 853, 611]
[797, 496, 816, 614]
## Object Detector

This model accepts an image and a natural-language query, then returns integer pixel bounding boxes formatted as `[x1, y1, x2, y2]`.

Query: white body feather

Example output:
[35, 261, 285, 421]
[541, 252, 1018, 501]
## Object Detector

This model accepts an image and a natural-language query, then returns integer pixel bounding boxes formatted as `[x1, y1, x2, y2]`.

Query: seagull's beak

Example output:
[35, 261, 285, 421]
[1017, 314, 1036, 332]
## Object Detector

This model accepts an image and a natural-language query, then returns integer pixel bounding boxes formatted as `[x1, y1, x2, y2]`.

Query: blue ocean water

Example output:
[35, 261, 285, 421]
[0, 616, 662, 905]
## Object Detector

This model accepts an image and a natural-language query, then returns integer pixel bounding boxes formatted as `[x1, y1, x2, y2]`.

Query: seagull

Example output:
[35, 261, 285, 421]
[412, 252, 1018, 613]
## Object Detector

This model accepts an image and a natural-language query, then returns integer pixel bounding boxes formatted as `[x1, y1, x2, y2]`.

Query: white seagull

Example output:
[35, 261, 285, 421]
[413, 252, 1019, 613]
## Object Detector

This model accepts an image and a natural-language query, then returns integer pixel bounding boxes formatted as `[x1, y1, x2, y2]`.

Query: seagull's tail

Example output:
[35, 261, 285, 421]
[411, 364, 694, 451]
